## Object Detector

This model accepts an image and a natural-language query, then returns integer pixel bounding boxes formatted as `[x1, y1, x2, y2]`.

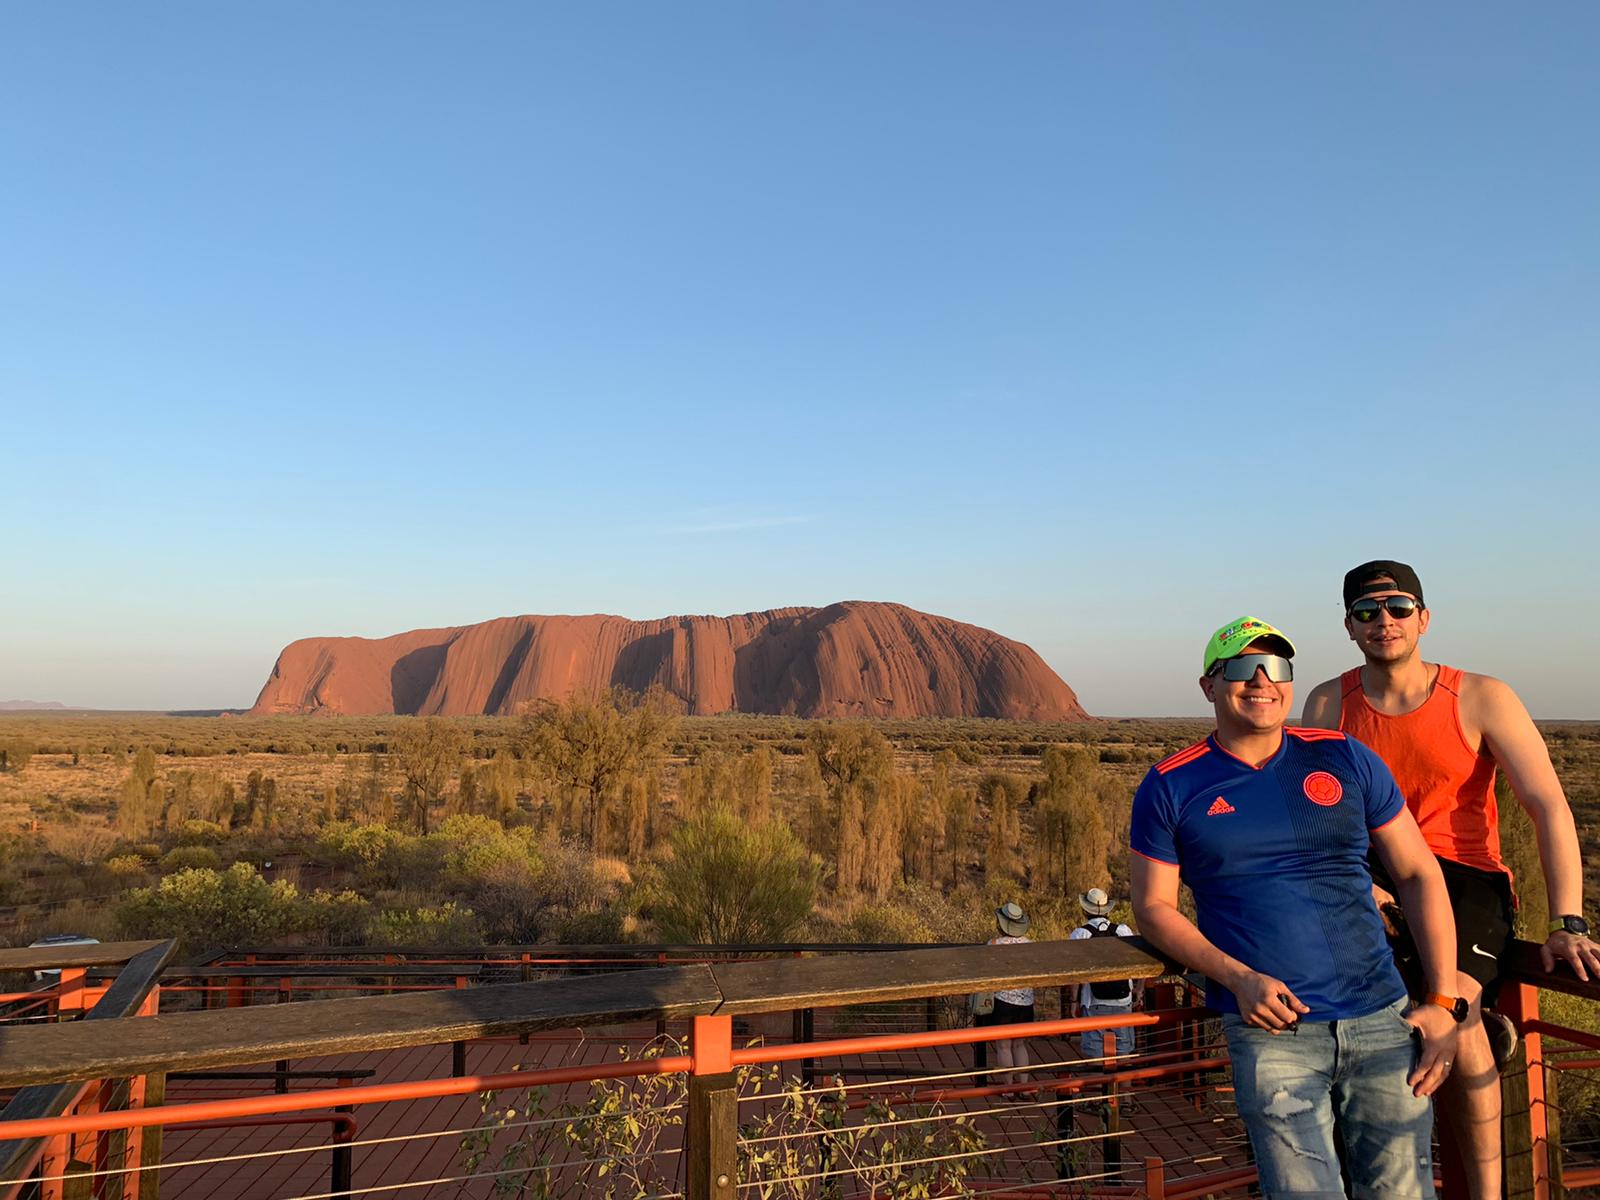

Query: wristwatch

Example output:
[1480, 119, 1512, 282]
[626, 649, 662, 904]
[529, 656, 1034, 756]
[1423, 992, 1470, 1023]
[1548, 914, 1591, 937]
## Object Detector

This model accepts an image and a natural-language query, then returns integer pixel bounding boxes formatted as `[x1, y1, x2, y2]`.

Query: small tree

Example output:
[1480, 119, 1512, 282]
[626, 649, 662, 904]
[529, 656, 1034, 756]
[647, 805, 819, 944]
[44, 820, 118, 867]
[804, 723, 897, 899]
[0, 737, 34, 773]
[521, 688, 675, 850]
[116, 748, 163, 838]
[390, 718, 471, 835]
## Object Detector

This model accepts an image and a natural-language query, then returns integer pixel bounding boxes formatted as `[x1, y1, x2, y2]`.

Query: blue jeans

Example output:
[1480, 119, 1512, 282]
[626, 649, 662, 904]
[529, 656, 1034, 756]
[1078, 1002, 1135, 1061]
[1223, 997, 1434, 1199]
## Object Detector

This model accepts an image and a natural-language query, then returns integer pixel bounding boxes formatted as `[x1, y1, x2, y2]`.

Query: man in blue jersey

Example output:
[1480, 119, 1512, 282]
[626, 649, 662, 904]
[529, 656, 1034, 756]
[1131, 617, 1463, 1199]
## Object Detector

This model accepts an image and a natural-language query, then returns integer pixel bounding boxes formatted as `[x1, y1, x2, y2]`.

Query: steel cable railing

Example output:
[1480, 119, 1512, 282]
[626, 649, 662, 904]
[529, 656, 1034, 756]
[0, 1014, 1240, 1198]
[39, 937, 1552, 1199]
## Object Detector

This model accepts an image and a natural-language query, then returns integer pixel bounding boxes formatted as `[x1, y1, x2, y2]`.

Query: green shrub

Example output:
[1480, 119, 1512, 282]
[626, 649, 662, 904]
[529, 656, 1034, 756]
[430, 814, 539, 881]
[839, 903, 935, 944]
[369, 901, 480, 947]
[294, 889, 372, 945]
[643, 805, 818, 944]
[104, 854, 151, 880]
[117, 864, 299, 952]
[318, 822, 426, 887]
[160, 846, 221, 872]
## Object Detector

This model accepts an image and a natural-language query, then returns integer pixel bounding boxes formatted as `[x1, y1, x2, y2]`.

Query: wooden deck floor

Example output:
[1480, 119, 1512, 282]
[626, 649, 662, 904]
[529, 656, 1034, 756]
[149, 1020, 1250, 1199]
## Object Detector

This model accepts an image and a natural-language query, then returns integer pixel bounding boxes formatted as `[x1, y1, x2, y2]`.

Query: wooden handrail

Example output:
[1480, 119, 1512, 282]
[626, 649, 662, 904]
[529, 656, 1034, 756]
[1497, 938, 1600, 1002]
[0, 939, 175, 1185]
[0, 940, 172, 975]
[158, 964, 486, 978]
[201, 941, 974, 961]
[0, 937, 1171, 1089]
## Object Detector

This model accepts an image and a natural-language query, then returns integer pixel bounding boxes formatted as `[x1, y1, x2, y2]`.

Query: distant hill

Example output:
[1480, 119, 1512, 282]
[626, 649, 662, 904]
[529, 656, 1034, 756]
[0, 700, 67, 711]
[250, 601, 1090, 721]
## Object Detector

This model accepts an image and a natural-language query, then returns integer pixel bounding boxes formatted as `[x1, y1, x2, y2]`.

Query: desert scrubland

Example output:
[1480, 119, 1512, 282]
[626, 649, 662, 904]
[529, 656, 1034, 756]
[0, 701, 1594, 954]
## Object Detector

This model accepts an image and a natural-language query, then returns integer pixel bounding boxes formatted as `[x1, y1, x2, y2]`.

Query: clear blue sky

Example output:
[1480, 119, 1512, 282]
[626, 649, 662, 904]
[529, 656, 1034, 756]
[3, 4, 1596, 716]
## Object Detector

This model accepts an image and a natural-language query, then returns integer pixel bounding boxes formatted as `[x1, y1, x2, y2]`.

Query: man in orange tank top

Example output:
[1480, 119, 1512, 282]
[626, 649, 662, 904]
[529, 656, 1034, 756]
[1303, 559, 1598, 1200]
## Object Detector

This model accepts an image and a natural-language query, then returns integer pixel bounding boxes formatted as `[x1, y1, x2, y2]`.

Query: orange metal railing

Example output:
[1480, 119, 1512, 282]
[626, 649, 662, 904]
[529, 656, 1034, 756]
[4, 942, 1597, 1198]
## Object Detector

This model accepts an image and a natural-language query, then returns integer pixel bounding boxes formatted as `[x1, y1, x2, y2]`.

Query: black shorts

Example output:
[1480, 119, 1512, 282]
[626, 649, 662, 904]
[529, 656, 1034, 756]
[975, 998, 1035, 1027]
[1369, 851, 1515, 990]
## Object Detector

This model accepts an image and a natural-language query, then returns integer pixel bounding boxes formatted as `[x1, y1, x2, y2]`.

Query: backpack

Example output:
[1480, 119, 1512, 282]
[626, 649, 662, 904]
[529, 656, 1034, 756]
[1086, 920, 1132, 1001]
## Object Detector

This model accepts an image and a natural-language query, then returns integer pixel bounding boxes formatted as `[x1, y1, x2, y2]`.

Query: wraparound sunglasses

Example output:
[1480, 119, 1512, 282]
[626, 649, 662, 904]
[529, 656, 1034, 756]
[1211, 653, 1293, 683]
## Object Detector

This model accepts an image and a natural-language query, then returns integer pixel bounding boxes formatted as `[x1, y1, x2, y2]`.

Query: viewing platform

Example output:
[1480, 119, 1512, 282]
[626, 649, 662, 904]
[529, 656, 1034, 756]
[0, 938, 1593, 1198]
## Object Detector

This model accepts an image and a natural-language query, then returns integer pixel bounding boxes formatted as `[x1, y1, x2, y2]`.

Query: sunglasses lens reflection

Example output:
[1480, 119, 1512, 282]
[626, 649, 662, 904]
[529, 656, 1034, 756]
[1219, 654, 1293, 683]
[1350, 597, 1419, 623]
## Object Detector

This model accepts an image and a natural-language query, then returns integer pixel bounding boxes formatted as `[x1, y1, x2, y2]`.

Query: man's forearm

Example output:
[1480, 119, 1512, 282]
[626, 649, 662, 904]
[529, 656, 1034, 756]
[1532, 798, 1586, 917]
[1393, 870, 1457, 996]
[1135, 902, 1249, 993]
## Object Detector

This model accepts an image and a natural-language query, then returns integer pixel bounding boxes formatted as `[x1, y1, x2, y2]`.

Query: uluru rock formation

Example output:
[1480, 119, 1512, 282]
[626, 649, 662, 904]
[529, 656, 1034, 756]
[249, 602, 1089, 721]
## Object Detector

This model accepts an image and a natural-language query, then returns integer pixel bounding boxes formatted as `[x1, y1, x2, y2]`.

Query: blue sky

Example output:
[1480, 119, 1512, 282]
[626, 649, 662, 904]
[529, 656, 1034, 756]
[2, 4, 1596, 716]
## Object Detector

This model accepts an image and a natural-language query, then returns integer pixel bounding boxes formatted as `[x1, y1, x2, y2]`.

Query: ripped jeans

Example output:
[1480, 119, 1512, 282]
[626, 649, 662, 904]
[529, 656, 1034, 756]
[1222, 998, 1434, 1199]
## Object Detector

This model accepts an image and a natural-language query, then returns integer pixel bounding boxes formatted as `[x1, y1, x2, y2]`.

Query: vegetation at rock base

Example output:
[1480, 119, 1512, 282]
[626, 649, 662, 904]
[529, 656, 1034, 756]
[1, 706, 1595, 957]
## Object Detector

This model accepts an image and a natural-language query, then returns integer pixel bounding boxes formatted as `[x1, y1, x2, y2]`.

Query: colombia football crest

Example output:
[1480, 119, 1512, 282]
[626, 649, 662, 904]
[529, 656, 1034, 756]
[1302, 771, 1343, 806]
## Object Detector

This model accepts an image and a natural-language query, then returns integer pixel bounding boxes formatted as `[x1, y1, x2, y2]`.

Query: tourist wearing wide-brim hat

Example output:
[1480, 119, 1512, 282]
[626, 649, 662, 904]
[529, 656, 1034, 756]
[1079, 888, 1114, 917]
[996, 901, 1031, 936]
[1070, 888, 1142, 1092]
[973, 900, 1035, 1088]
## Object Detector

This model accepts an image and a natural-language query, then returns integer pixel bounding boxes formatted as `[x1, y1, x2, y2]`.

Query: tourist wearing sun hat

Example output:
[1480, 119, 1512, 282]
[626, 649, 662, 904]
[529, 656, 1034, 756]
[1069, 888, 1142, 1064]
[974, 901, 1034, 1086]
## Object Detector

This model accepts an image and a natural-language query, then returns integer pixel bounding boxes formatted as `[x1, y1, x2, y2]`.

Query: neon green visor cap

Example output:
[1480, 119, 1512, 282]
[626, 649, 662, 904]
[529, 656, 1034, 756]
[1202, 616, 1297, 675]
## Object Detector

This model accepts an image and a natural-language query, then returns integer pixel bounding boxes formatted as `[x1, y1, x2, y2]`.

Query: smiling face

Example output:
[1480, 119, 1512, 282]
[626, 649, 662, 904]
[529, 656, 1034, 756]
[1344, 578, 1431, 665]
[1199, 637, 1294, 739]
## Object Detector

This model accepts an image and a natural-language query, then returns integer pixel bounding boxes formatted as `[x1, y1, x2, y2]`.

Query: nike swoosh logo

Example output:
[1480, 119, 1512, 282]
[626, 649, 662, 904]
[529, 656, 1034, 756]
[1471, 944, 1497, 960]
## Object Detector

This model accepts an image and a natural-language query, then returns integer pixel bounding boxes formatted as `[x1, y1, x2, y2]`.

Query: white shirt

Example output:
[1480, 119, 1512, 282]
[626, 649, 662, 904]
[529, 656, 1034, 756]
[1069, 919, 1135, 1009]
[988, 934, 1034, 1006]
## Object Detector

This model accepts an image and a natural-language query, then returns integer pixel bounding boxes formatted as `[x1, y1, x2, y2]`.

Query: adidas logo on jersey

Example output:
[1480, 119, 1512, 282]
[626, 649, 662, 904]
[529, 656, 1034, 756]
[1207, 796, 1236, 816]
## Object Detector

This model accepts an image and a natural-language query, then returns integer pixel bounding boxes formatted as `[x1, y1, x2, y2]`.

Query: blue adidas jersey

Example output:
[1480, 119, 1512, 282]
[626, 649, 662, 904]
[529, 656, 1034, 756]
[1130, 728, 1407, 1021]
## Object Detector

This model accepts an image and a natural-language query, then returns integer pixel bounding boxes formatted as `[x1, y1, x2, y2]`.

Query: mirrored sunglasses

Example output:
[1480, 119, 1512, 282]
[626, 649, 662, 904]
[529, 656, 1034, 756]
[1349, 596, 1420, 623]
[1211, 653, 1293, 683]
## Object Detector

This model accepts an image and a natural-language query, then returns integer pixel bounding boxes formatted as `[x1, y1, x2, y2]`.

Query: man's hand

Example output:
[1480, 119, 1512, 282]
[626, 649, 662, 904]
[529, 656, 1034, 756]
[1404, 1003, 1460, 1098]
[1230, 971, 1310, 1031]
[1541, 931, 1600, 982]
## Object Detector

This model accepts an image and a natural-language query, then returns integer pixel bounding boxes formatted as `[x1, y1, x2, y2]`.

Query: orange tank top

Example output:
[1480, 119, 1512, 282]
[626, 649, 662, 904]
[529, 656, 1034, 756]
[1337, 665, 1507, 877]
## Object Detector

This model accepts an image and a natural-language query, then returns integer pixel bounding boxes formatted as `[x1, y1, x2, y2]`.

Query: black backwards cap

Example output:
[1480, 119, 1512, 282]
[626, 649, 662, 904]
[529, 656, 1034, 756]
[1343, 559, 1425, 610]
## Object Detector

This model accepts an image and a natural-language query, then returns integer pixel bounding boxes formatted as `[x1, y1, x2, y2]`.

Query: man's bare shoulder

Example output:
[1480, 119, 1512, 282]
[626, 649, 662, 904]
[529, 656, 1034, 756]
[1300, 676, 1345, 729]
[1456, 671, 1526, 723]
[1459, 672, 1516, 710]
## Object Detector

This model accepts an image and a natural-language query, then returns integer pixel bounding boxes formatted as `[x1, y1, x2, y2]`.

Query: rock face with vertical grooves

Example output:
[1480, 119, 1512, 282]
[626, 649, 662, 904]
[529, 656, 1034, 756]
[248, 601, 1089, 720]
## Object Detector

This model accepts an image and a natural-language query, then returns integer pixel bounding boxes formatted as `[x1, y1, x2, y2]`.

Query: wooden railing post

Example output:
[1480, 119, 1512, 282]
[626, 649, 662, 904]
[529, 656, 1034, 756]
[1144, 1155, 1166, 1199]
[135, 1072, 165, 1200]
[687, 1015, 736, 1200]
[1500, 982, 1550, 1200]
